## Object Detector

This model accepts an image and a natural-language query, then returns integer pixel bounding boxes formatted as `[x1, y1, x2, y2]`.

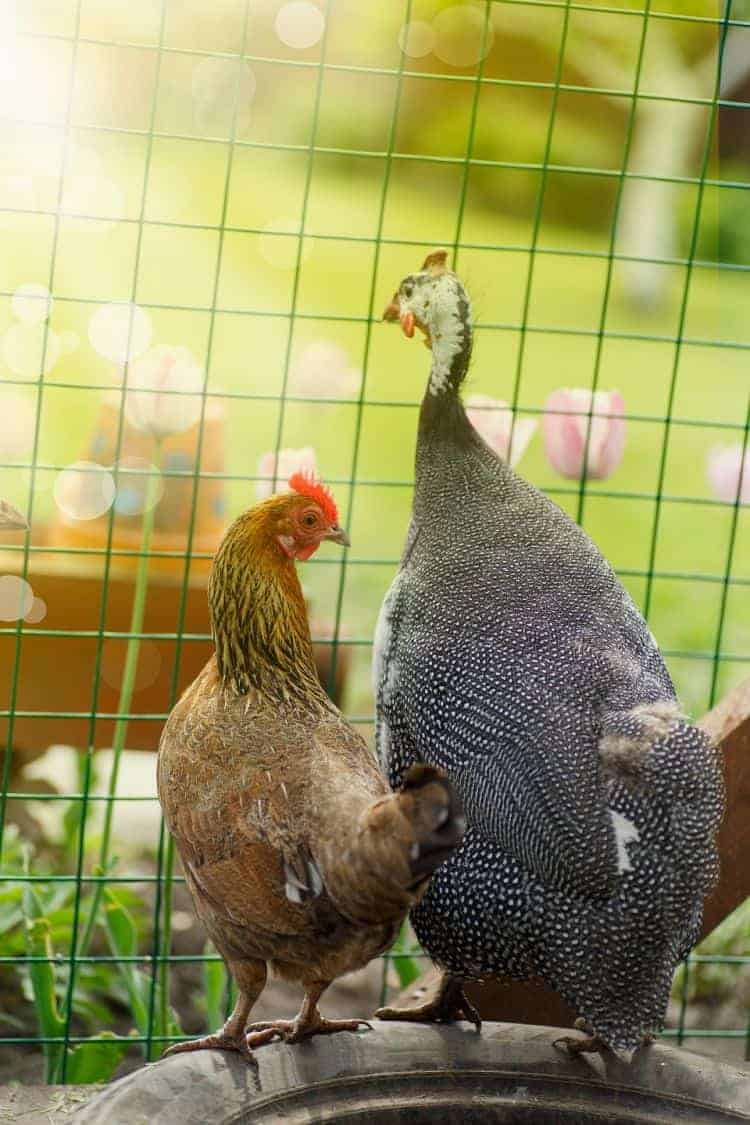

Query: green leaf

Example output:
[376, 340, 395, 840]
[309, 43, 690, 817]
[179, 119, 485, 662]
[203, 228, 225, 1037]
[201, 944, 227, 1032]
[65, 1034, 129, 1084]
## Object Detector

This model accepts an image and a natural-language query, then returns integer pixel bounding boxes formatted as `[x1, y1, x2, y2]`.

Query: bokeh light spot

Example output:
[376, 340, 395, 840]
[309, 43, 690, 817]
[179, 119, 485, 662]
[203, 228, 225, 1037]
[397, 20, 436, 58]
[12, 283, 53, 324]
[275, 2, 325, 49]
[101, 638, 161, 693]
[88, 303, 152, 365]
[0, 391, 35, 459]
[191, 57, 256, 133]
[2, 322, 61, 378]
[433, 4, 494, 67]
[0, 575, 33, 621]
[258, 217, 310, 271]
[54, 461, 116, 521]
[24, 596, 46, 624]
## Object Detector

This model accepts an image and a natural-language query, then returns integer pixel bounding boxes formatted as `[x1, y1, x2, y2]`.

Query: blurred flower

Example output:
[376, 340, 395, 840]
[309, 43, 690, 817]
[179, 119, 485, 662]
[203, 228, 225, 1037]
[542, 388, 626, 481]
[465, 395, 537, 467]
[124, 345, 204, 440]
[289, 340, 361, 399]
[706, 444, 750, 505]
[255, 446, 317, 499]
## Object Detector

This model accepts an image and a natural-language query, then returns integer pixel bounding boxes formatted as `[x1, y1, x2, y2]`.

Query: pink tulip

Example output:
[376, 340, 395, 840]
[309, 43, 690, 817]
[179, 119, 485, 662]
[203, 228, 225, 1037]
[542, 388, 626, 481]
[465, 395, 537, 467]
[706, 444, 750, 505]
[124, 345, 204, 439]
[255, 446, 318, 499]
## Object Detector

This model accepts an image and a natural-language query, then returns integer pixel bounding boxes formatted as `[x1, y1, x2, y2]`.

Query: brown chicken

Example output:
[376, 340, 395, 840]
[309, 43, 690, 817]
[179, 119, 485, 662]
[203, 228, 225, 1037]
[157, 473, 464, 1059]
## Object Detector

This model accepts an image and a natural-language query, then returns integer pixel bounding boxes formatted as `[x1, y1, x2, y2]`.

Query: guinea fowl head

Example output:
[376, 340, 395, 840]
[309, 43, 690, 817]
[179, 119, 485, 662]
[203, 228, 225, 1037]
[383, 249, 472, 396]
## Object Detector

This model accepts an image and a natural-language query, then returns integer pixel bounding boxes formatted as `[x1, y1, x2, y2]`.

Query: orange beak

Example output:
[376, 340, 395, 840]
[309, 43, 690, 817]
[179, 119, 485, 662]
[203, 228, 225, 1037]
[382, 297, 416, 339]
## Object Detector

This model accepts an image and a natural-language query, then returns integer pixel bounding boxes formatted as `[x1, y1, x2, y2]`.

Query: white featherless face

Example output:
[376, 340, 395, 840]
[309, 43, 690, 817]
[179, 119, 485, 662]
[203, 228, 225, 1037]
[383, 250, 473, 396]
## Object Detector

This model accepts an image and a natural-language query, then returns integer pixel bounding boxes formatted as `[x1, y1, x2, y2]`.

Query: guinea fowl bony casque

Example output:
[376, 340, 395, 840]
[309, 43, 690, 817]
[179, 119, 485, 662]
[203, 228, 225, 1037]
[157, 472, 464, 1059]
[373, 250, 724, 1058]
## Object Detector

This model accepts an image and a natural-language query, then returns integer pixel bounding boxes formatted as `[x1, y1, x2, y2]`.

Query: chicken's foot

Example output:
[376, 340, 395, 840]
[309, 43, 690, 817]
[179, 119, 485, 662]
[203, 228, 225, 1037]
[163, 958, 275, 1061]
[375, 970, 481, 1031]
[246, 980, 372, 1044]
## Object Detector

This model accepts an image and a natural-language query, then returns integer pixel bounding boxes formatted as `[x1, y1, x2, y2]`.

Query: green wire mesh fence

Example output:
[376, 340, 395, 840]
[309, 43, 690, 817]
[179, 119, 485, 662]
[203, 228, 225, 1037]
[0, 0, 748, 1084]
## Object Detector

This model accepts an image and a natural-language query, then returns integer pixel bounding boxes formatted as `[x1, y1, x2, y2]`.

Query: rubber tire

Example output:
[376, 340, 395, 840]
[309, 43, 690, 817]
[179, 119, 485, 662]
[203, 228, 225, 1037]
[73, 1022, 750, 1124]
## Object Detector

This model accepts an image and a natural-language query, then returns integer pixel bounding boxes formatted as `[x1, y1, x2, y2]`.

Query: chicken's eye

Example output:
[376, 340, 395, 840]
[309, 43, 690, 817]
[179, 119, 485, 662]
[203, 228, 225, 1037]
[402, 282, 414, 299]
[301, 512, 317, 528]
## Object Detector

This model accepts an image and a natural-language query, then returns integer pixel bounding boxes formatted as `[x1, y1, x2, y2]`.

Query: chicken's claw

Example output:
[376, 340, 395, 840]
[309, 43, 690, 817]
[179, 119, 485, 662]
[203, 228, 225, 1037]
[246, 1015, 371, 1044]
[163, 1026, 279, 1061]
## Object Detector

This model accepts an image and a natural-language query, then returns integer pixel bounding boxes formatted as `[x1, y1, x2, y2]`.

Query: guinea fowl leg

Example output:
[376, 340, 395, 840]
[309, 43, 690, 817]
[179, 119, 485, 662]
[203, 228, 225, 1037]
[163, 958, 277, 1060]
[374, 970, 481, 1031]
[245, 979, 372, 1045]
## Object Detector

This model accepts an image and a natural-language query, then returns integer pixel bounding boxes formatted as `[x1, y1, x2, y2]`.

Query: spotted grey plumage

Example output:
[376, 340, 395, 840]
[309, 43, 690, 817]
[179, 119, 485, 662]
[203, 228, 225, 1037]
[375, 252, 725, 1053]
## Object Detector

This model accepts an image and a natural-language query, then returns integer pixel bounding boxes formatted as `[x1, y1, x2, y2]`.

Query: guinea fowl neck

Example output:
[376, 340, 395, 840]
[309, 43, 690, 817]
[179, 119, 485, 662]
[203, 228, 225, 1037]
[417, 280, 475, 458]
[208, 524, 325, 702]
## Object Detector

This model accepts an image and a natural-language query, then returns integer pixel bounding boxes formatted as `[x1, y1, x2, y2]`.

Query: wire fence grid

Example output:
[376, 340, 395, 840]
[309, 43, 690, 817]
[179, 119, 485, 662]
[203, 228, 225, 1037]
[0, 0, 748, 1082]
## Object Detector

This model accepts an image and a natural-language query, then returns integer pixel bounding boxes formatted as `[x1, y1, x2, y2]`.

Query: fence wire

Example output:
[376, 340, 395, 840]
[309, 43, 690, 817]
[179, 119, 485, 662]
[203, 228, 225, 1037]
[0, 0, 748, 1080]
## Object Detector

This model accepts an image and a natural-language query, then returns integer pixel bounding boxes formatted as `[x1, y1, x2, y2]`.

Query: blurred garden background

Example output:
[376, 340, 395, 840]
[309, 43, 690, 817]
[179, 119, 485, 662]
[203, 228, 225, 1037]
[0, 0, 748, 1086]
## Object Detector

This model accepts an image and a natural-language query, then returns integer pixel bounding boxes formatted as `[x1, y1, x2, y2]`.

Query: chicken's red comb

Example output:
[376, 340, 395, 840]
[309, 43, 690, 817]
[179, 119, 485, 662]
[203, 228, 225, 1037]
[288, 471, 339, 524]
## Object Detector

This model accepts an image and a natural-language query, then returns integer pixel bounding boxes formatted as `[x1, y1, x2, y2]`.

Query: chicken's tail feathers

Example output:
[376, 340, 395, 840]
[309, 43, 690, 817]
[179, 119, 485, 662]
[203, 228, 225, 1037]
[332, 765, 465, 926]
[398, 763, 466, 885]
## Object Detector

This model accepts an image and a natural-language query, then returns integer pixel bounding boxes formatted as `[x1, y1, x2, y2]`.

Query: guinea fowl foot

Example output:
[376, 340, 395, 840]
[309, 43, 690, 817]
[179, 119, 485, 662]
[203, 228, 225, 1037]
[246, 1013, 372, 1044]
[163, 1025, 281, 1061]
[553, 1032, 609, 1057]
[375, 973, 481, 1031]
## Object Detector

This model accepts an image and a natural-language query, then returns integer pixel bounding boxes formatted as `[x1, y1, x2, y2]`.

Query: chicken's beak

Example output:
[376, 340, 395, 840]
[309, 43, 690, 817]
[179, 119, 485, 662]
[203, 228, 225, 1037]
[324, 524, 351, 548]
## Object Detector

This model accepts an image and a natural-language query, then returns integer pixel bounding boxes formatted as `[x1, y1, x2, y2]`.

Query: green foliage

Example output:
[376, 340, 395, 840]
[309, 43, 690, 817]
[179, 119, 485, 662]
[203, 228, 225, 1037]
[103, 889, 183, 1061]
[388, 922, 424, 990]
[672, 898, 750, 1006]
[20, 877, 129, 1084]
[201, 941, 229, 1033]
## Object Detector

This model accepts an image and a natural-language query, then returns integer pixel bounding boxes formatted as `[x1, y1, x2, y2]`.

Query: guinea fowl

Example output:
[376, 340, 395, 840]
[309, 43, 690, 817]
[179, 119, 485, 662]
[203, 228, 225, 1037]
[157, 473, 464, 1059]
[373, 250, 724, 1057]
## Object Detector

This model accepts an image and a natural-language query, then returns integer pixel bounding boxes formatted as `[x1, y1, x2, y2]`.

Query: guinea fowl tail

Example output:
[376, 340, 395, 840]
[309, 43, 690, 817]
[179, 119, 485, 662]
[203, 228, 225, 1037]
[332, 765, 466, 927]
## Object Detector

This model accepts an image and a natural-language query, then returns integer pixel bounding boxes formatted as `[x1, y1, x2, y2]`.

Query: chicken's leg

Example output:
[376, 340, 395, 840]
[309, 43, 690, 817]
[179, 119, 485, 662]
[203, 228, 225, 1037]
[375, 970, 481, 1030]
[163, 958, 278, 1060]
[246, 979, 372, 1043]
